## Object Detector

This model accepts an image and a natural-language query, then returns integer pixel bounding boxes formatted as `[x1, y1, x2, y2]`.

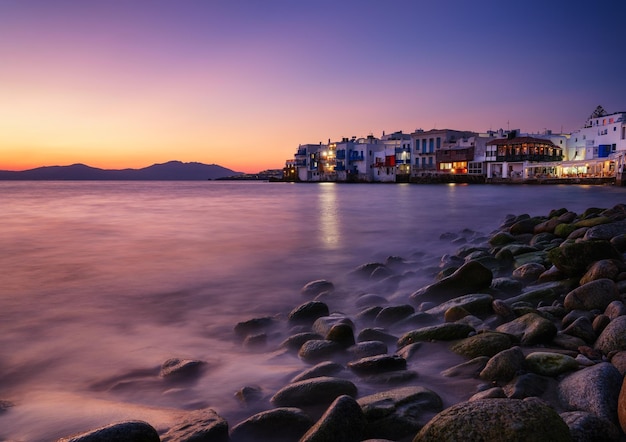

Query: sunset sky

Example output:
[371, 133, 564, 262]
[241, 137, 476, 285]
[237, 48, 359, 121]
[2, 1, 625, 173]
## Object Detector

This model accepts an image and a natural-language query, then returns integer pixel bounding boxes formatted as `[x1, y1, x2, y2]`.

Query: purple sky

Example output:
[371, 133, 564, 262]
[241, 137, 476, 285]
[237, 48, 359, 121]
[1, 0, 625, 172]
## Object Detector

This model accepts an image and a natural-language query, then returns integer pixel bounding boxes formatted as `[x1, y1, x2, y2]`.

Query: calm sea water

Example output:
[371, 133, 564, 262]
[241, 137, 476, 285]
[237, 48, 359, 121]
[0, 181, 624, 441]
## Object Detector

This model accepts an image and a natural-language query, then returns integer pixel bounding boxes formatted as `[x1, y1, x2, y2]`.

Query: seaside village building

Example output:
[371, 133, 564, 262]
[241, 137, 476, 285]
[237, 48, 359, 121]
[283, 106, 626, 184]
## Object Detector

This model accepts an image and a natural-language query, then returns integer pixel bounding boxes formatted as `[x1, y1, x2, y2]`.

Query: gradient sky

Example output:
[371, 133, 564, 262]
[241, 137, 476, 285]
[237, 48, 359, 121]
[2, 0, 625, 173]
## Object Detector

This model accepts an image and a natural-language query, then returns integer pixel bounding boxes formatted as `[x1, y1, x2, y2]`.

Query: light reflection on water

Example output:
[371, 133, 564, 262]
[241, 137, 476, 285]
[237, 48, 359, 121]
[0, 181, 624, 441]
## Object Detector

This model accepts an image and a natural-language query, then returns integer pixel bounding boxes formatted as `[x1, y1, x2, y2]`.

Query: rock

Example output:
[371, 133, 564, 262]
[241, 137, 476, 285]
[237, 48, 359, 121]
[300, 395, 366, 442]
[302, 279, 335, 297]
[580, 259, 620, 285]
[409, 261, 492, 304]
[495, 312, 557, 345]
[229, 407, 313, 442]
[270, 376, 357, 408]
[243, 333, 267, 349]
[59, 421, 161, 442]
[288, 301, 330, 326]
[356, 306, 384, 322]
[347, 355, 406, 376]
[492, 299, 515, 320]
[397, 323, 475, 348]
[326, 323, 355, 348]
[280, 332, 324, 351]
[161, 409, 229, 442]
[510, 217, 544, 235]
[489, 231, 516, 246]
[479, 346, 525, 382]
[441, 356, 489, 378]
[234, 385, 263, 405]
[610, 351, 626, 376]
[561, 316, 596, 344]
[547, 240, 622, 276]
[534, 217, 562, 234]
[605, 300, 626, 320]
[551, 332, 587, 351]
[449, 332, 513, 359]
[503, 286, 560, 308]
[291, 361, 344, 383]
[347, 341, 388, 360]
[611, 234, 626, 252]
[234, 316, 275, 340]
[374, 305, 415, 327]
[490, 277, 523, 295]
[512, 263, 546, 283]
[443, 306, 470, 322]
[595, 315, 626, 354]
[356, 294, 388, 308]
[592, 314, 611, 335]
[554, 223, 577, 238]
[358, 386, 443, 441]
[424, 293, 493, 317]
[349, 262, 387, 279]
[504, 373, 552, 399]
[312, 314, 354, 336]
[564, 278, 619, 311]
[561, 411, 621, 442]
[525, 352, 578, 377]
[575, 216, 612, 228]
[618, 375, 626, 432]
[357, 328, 398, 346]
[558, 362, 622, 425]
[583, 220, 626, 241]
[413, 398, 571, 442]
[395, 342, 422, 361]
[160, 358, 205, 379]
[360, 370, 418, 385]
[298, 340, 344, 364]
[562, 309, 595, 328]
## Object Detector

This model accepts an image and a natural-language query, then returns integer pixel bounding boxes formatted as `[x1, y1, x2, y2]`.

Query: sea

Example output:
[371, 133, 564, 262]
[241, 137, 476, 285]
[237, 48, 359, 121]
[0, 181, 624, 441]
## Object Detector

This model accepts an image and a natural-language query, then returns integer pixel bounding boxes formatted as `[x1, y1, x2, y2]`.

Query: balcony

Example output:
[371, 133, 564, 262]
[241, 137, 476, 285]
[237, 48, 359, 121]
[336, 150, 346, 160]
[495, 155, 564, 162]
[349, 152, 365, 162]
[395, 147, 411, 153]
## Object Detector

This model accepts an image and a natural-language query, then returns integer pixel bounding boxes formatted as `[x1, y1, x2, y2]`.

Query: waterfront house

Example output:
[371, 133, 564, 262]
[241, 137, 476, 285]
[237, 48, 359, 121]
[410, 129, 476, 178]
[485, 133, 563, 179]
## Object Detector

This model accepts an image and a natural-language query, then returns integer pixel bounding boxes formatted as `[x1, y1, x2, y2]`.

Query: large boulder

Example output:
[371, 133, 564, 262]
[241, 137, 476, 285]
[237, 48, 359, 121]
[409, 261, 492, 304]
[160, 409, 229, 442]
[413, 398, 571, 441]
[479, 346, 525, 382]
[561, 411, 622, 442]
[547, 240, 622, 276]
[595, 315, 626, 355]
[579, 259, 620, 285]
[583, 221, 626, 241]
[288, 301, 330, 326]
[563, 278, 619, 311]
[525, 352, 579, 377]
[558, 362, 622, 425]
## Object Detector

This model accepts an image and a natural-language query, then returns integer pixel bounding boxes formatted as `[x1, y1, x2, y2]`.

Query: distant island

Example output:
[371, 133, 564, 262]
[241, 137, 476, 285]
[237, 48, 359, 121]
[0, 161, 245, 180]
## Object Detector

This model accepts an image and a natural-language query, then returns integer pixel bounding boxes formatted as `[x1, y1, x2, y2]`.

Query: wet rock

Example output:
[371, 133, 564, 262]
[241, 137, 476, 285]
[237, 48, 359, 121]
[619, 375, 626, 432]
[580, 259, 620, 285]
[564, 278, 619, 311]
[234, 385, 263, 405]
[534, 218, 562, 234]
[551, 332, 587, 351]
[525, 351, 578, 377]
[302, 279, 335, 297]
[479, 346, 525, 382]
[595, 315, 626, 354]
[611, 351, 626, 376]
[442, 356, 489, 378]
[229, 407, 313, 442]
[605, 300, 626, 320]
[489, 231, 516, 246]
[326, 323, 356, 348]
[300, 395, 366, 442]
[449, 331, 513, 359]
[611, 234, 626, 253]
[554, 223, 577, 238]
[348, 354, 406, 376]
[424, 293, 493, 317]
[547, 240, 622, 276]
[583, 220, 626, 241]
[414, 398, 571, 442]
[356, 306, 384, 322]
[160, 358, 205, 379]
[469, 387, 507, 401]
[504, 373, 552, 399]
[443, 306, 470, 322]
[397, 323, 475, 348]
[562, 316, 596, 344]
[558, 362, 622, 425]
[409, 261, 492, 304]
[395, 342, 422, 361]
[243, 333, 267, 349]
[538, 264, 566, 282]
[510, 217, 544, 235]
[350, 262, 387, 279]
[288, 301, 330, 326]
[360, 370, 418, 385]
[280, 332, 324, 352]
[234, 316, 275, 340]
[358, 386, 443, 441]
[312, 314, 354, 336]
[270, 376, 357, 408]
[298, 340, 344, 364]
[357, 328, 398, 346]
[347, 341, 388, 360]
[291, 361, 344, 383]
[492, 299, 515, 320]
[489, 277, 523, 295]
[59, 421, 161, 442]
[495, 312, 557, 345]
[592, 314, 611, 335]
[512, 262, 545, 283]
[503, 286, 560, 308]
[161, 409, 229, 442]
[356, 294, 388, 308]
[561, 411, 621, 442]
[374, 305, 415, 327]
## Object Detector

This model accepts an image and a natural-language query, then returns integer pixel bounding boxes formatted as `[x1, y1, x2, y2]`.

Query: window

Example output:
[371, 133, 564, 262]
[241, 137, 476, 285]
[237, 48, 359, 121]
[436, 137, 441, 149]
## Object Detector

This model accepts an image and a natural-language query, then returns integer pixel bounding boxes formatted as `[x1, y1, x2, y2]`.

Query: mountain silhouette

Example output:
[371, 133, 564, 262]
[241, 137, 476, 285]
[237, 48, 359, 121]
[0, 161, 242, 180]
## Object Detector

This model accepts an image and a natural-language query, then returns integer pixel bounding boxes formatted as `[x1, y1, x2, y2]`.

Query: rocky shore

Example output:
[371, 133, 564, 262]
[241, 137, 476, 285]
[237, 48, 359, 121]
[54, 203, 626, 441]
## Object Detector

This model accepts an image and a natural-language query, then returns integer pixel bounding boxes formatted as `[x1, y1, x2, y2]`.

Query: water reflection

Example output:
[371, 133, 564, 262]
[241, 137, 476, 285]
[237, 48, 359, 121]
[317, 183, 339, 249]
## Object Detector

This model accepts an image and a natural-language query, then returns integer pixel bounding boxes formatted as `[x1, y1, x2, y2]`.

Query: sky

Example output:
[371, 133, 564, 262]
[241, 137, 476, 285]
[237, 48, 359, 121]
[1, 0, 626, 173]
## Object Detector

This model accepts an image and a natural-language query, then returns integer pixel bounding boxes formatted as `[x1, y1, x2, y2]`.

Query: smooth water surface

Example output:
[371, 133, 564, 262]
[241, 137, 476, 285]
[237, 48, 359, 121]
[0, 181, 624, 440]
